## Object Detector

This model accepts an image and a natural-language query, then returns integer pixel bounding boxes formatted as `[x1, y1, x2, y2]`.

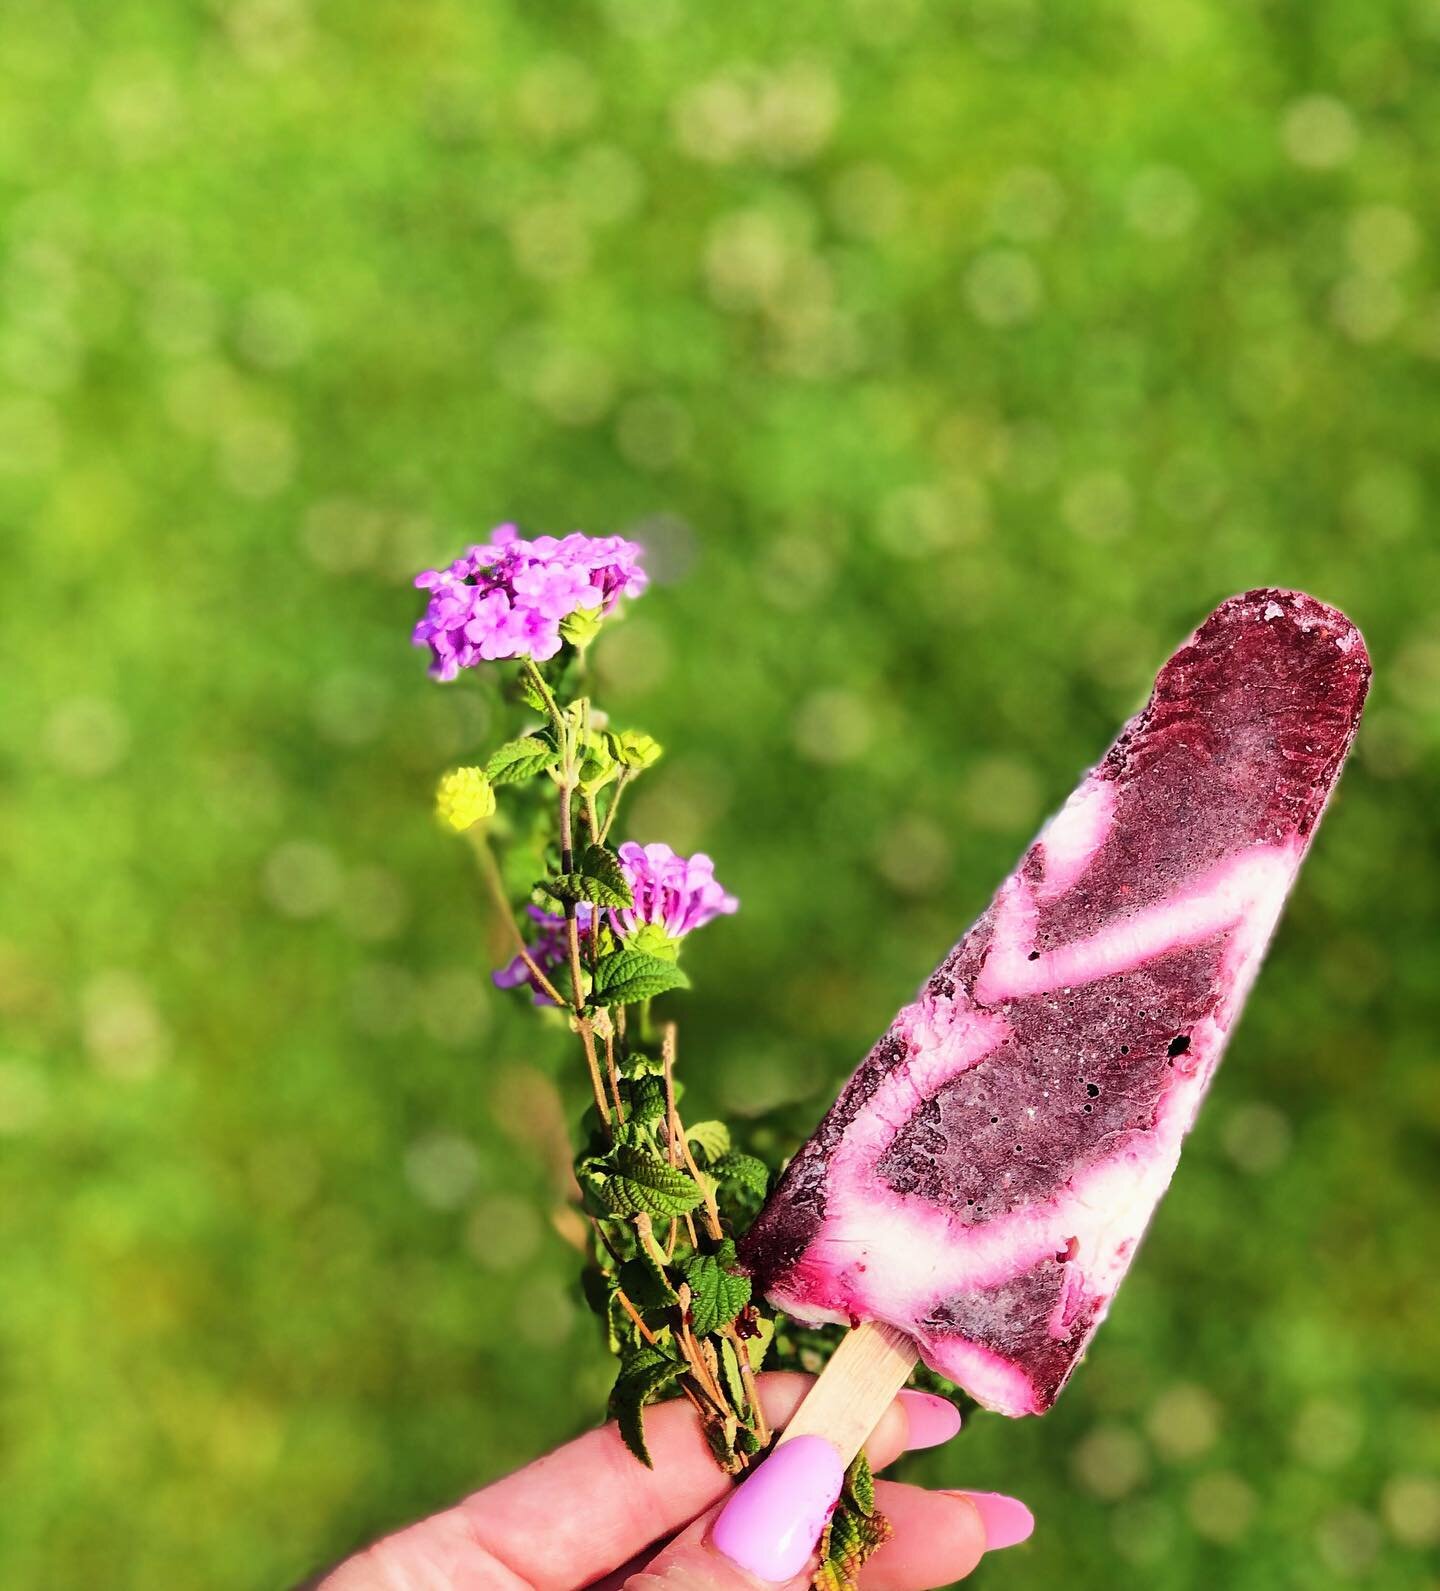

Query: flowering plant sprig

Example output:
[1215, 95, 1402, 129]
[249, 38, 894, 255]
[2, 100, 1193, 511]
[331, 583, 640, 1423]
[415, 525, 777, 1477]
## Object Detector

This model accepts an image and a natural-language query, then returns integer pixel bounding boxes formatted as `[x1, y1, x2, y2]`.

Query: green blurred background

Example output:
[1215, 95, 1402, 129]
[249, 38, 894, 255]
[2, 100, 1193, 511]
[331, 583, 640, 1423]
[3, 0, 1439, 1586]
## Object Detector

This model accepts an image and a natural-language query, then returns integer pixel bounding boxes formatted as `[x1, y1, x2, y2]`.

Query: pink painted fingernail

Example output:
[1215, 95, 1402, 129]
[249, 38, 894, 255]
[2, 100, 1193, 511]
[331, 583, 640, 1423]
[712, 1436, 846, 1582]
[952, 1491, 1035, 1551]
[898, 1390, 963, 1450]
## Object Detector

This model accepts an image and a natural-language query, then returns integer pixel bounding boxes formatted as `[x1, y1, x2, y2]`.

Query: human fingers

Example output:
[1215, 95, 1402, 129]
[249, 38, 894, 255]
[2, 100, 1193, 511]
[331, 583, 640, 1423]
[621, 1473, 1028, 1590]
[315, 1375, 956, 1591]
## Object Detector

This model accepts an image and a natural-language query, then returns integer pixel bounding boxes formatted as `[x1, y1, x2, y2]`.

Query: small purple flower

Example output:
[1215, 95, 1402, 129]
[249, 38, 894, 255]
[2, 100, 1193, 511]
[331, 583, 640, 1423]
[610, 842, 739, 940]
[413, 525, 647, 679]
[493, 904, 595, 1005]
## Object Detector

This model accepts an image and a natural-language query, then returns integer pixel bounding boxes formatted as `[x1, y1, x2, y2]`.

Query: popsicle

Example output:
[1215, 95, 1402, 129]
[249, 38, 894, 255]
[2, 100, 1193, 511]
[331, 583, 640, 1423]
[741, 589, 1370, 1419]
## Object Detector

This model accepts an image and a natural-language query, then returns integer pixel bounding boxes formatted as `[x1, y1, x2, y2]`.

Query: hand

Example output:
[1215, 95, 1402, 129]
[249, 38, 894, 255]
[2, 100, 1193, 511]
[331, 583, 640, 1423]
[313, 1372, 1033, 1590]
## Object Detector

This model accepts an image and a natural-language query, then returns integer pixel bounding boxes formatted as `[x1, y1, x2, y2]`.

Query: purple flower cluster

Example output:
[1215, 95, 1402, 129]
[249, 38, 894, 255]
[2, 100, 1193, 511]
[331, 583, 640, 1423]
[612, 842, 739, 940]
[413, 525, 647, 679]
[492, 845, 738, 1004]
[493, 904, 595, 1005]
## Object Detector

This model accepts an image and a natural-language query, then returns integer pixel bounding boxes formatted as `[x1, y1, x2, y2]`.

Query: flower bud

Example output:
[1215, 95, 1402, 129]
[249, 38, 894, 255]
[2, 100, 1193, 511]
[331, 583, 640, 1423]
[435, 767, 496, 832]
[611, 729, 663, 770]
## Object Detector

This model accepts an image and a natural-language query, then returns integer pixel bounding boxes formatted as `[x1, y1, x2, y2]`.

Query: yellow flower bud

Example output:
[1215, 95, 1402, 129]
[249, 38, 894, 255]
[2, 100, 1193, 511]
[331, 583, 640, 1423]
[435, 766, 496, 832]
[611, 729, 663, 770]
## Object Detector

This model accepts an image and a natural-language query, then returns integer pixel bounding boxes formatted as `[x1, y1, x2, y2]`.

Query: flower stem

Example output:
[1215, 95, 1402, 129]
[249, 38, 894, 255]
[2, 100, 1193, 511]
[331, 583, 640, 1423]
[604, 1026, 623, 1117]
[597, 769, 632, 844]
[724, 1318, 769, 1444]
[666, 1023, 723, 1242]
[614, 1286, 661, 1348]
[521, 657, 566, 742]
[466, 832, 569, 1008]
[577, 1016, 612, 1131]
[662, 1043, 680, 1168]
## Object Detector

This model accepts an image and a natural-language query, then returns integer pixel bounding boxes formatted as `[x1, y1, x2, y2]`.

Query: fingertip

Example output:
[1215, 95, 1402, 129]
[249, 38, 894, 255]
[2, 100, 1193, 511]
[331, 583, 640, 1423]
[947, 1490, 1035, 1551]
[895, 1391, 962, 1451]
[711, 1436, 845, 1582]
[862, 1482, 989, 1586]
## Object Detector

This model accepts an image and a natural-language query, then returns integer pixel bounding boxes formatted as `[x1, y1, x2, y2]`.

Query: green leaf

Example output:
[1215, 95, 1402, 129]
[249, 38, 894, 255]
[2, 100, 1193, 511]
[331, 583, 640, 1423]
[609, 1347, 685, 1468]
[623, 1073, 668, 1123]
[560, 605, 604, 649]
[518, 670, 549, 713]
[719, 1338, 747, 1410]
[814, 1508, 891, 1591]
[540, 843, 634, 909]
[813, 1454, 891, 1591]
[577, 731, 619, 793]
[609, 728, 663, 770]
[847, 1449, 877, 1515]
[745, 1314, 775, 1373]
[685, 1119, 731, 1162]
[703, 1410, 743, 1474]
[683, 1243, 752, 1337]
[618, 1251, 679, 1312]
[593, 948, 690, 1005]
[710, 1150, 770, 1201]
[624, 921, 680, 961]
[606, 1288, 636, 1355]
[580, 1265, 615, 1342]
[601, 1146, 704, 1220]
[574, 1158, 615, 1219]
[485, 735, 556, 785]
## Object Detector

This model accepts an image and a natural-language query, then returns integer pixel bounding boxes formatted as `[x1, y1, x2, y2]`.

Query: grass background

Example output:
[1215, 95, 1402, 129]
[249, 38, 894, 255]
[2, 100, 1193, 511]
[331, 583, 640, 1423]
[2, 0, 1439, 1585]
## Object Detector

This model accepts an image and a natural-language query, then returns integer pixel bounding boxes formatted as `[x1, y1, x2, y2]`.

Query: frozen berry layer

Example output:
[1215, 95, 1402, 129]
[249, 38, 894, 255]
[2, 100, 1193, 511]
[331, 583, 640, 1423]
[742, 590, 1369, 1415]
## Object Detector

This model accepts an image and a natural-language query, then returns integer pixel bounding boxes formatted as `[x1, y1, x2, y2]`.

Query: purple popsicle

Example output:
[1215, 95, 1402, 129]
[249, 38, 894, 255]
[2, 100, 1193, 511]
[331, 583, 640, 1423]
[742, 589, 1370, 1416]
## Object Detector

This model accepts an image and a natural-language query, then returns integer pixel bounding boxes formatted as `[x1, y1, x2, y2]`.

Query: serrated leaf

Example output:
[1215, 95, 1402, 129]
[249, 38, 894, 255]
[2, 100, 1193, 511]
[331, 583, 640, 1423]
[624, 1073, 668, 1123]
[605, 1288, 635, 1355]
[814, 1455, 891, 1591]
[609, 728, 663, 770]
[540, 843, 634, 909]
[624, 921, 680, 961]
[593, 948, 690, 1005]
[609, 1347, 685, 1468]
[685, 1120, 731, 1162]
[618, 1251, 679, 1312]
[578, 843, 631, 903]
[710, 1150, 770, 1201]
[574, 1159, 614, 1219]
[609, 1117, 647, 1149]
[518, 670, 548, 712]
[601, 1146, 704, 1219]
[577, 731, 619, 793]
[683, 1247, 752, 1337]
[814, 1508, 891, 1591]
[847, 1450, 877, 1515]
[485, 735, 556, 785]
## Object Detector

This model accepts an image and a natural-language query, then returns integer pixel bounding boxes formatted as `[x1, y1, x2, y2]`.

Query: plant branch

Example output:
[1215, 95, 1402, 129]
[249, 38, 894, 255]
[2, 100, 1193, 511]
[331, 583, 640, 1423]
[724, 1321, 769, 1445]
[466, 832, 568, 1008]
[598, 769, 633, 843]
[604, 1026, 623, 1117]
[521, 657, 566, 742]
[577, 1016, 612, 1129]
[666, 1023, 723, 1242]
[614, 1286, 661, 1348]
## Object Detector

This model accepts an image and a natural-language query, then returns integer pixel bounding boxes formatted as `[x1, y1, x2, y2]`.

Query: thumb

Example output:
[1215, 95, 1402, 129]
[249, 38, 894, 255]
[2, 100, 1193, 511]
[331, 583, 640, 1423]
[627, 1436, 842, 1589]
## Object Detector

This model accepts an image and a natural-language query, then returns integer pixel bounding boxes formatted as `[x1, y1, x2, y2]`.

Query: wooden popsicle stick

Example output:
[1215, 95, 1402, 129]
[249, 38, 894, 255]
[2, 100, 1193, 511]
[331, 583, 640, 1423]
[774, 1321, 920, 1467]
